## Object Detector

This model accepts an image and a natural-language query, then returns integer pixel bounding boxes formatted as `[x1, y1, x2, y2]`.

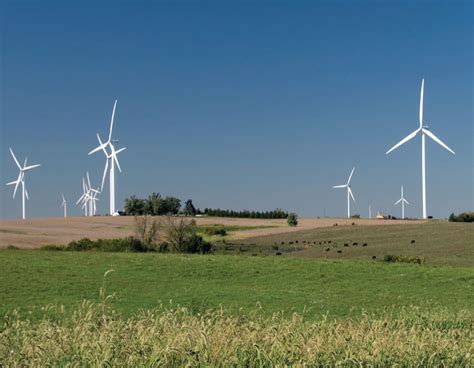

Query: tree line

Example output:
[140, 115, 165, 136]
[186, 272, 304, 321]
[448, 212, 474, 223]
[202, 208, 288, 219]
[123, 193, 288, 219]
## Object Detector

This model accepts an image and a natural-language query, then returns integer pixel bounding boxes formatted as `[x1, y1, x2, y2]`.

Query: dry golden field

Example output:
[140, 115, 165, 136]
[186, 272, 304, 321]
[0, 216, 423, 248]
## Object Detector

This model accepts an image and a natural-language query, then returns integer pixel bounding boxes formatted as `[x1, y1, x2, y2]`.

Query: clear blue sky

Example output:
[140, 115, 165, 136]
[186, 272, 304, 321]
[1, 0, 472, 219]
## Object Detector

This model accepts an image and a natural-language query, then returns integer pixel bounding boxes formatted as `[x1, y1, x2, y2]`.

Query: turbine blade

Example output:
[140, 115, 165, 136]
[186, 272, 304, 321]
[422, 129, 455, 154]
[115, 147, 126, 155]
[333, 185, 346, 189]
[88, 134, 107, 155]
[108, 100, 117, 143]
[348, 187, 355, 202]
[113, 154, 122, 172]
[87, 172, 91, 188]
[76, 194, 85, 205]
[6, 180, 19, 186]
[12, 173, 22, 198]
[347, 167, 355, 185]
[25, 189, 29, 200]
[403, 199, 410, 205]
[394, 198, 402, 205]
[419, 78, 424, 129]
[9, 148, 22, 170]
[23, 164, 41, 171]
[101, 158, 109, 191]
[386, 129, 420, 155]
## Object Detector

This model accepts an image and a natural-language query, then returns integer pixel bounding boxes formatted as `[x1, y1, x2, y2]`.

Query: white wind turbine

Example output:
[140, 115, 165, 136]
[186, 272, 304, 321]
[61, 193, 67, 218]
[386, 79, 455, 219]
[333, 167, 356, 218]
[6, 148, 41, 220]
[89, 100, 126, 216]
[394, 186, 410, 219]
[76, 177, 91, 216]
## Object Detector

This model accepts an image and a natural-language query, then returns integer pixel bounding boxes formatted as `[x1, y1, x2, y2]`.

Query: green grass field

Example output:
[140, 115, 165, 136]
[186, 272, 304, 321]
[1, 248, 473, 321]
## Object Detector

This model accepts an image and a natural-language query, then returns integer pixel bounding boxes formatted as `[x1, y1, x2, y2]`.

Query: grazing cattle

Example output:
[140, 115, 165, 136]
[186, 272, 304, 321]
[411, 240, 416, 244]
[372, 256, 377, 260]
[353, 242, 358, 246]
[333, 223, 338, 226]
[289, 241, 294, 245]
[328, 240, 332, 244]
[281, 241, 285, 245]
[295, 240, 299, 244]
[362, 243, 367, 247]
[325, 248, 330, 252]
[275, 252, 282, 256]
[344, 243, 349, 247]
[337, 250, 342, 254]
[352, 222, 355, 226]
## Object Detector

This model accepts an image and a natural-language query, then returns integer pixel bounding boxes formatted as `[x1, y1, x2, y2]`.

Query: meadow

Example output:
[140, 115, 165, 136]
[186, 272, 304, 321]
[1, 220, 472, 365]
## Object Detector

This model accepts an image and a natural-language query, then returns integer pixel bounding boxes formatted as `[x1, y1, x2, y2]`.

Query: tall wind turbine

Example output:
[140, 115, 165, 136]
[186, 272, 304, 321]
[333, 167, 356, 218]
[6, 148, 41, 220]
[394, 185, 410, 219]
[386, 79, 455, 219]
[89, 100, 126, 216]
[61, 193, 67, 218]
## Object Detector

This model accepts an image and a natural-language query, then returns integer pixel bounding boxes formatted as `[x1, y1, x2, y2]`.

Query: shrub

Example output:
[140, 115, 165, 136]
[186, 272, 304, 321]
[163, 216, 212, 254]
[134, 216, 160, 249]
[383, 254, 425, 265]
[204, 227, 227, 236]
[287, 213, 298, 227]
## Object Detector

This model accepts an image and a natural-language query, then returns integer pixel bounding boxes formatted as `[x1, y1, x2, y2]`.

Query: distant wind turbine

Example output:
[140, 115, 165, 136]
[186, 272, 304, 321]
[61, 193, 67, 218]
[88, 100, 126, 216]
[386, 79, 455, 219]
[333, 167, 356, 218]
[6, 148, 41, 220]
[394, 186, 410, 219]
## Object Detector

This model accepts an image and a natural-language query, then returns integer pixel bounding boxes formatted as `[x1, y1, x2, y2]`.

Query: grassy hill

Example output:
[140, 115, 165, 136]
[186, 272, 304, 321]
[234, 221, 473, 267]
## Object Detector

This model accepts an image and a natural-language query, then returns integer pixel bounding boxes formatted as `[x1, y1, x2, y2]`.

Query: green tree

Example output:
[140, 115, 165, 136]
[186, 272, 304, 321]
[183, 199, 197, 216]
[287, 213, 298, 227]
[124, 196, 146, 215]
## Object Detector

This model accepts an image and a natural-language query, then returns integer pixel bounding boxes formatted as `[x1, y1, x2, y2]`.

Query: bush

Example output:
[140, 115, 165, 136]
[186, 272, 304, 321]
[287, 213, 298, 227]
[204, 227, 227, 236]
[163, 216, 212, 254]
[383, 254, 425, 265]
[63, 237, 148, 252]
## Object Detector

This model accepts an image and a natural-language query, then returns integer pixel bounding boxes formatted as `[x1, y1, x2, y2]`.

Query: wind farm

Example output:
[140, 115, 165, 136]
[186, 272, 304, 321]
[0, 2, 472, 366]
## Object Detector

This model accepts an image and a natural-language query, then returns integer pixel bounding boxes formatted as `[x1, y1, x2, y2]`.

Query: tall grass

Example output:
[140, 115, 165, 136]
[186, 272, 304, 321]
[1, 303, 472, 366]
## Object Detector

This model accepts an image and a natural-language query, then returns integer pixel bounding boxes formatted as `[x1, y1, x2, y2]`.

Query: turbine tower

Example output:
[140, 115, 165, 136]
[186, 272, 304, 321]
[333, 167, 356, 218]
[6, 148, 41, 220]
[61, 193, 67, 218]
[89, 100, 126, 216]
[386, 79, 455, 219]
[394, 185, 410, 219]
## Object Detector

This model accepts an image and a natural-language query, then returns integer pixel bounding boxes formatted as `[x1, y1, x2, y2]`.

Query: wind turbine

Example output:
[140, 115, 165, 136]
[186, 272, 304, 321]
[89, 100, 126, 216]
[333, 167, 356, 218]
[6, 148, 41, 220]
[61, 193, 67, 218]
[394, 185, 409, 219]
[386, 79, 455, 219]
[76, 177, 91, 216]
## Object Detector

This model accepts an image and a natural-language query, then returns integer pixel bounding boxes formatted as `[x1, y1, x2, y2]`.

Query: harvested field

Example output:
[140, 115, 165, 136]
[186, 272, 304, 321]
[0, 216, 423, 248]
